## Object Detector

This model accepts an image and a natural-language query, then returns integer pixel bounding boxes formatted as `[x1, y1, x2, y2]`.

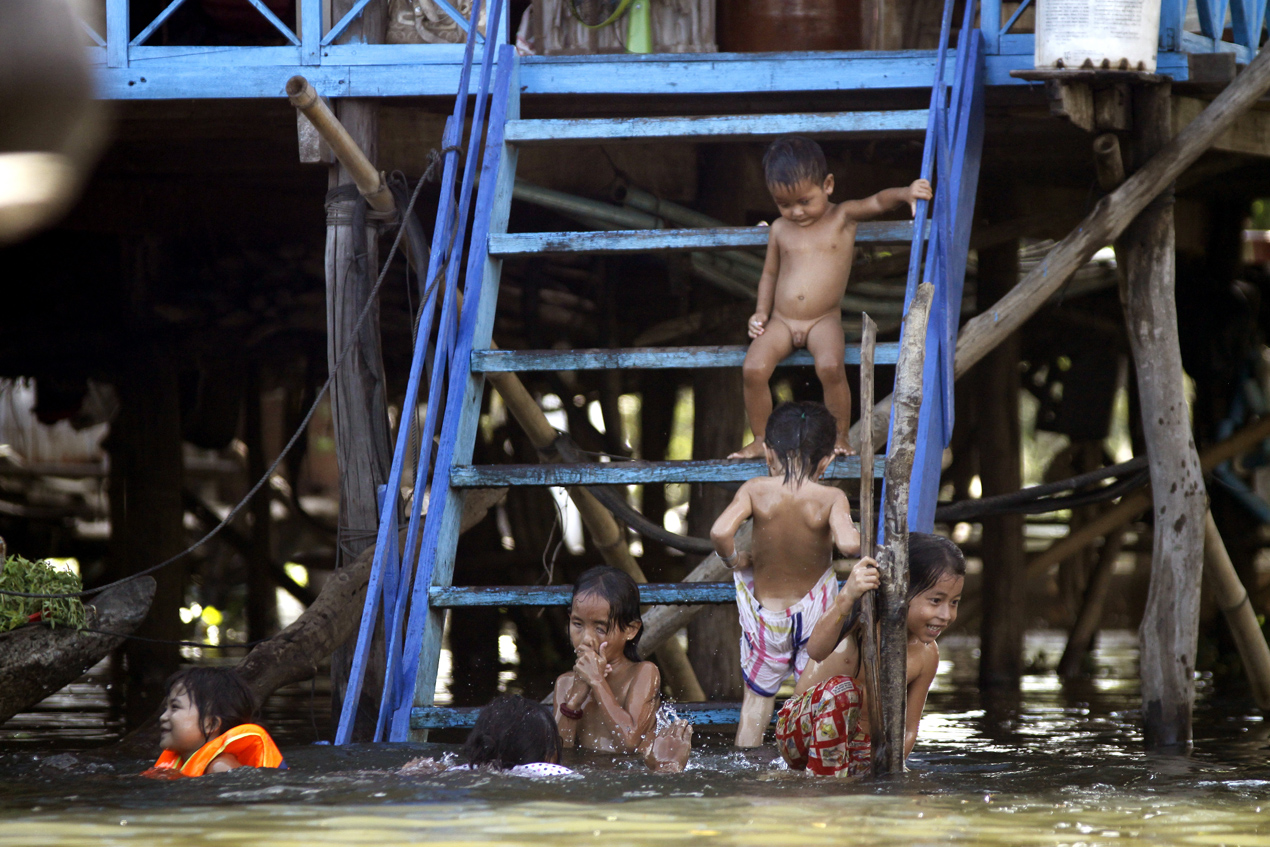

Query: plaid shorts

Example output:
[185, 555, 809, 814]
[734, 566, 838, 697]
[775, 675, 871, 777]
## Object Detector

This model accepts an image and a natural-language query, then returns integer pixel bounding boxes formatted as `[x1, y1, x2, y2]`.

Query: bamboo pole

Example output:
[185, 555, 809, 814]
[875, 283, 933, 775]
[483, 369, 706, 702]
[286, 75, 395, 215]
[857, 314, 885, 774]
[1203, 511, 1270, 709]
[850, 48, 1270, 453]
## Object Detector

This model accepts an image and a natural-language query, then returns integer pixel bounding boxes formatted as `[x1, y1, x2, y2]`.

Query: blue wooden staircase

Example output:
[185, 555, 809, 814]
[335, 0, 985, 743]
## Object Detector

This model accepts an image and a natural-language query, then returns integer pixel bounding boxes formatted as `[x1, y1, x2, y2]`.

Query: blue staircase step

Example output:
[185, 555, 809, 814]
[429, 583, 735, 607]
[471, 343, 900, 373]
[411, 701, 761, 730]
[503, 110, 929, 145]
[488, 221, 920, 256]
[449, 456, 885, 487]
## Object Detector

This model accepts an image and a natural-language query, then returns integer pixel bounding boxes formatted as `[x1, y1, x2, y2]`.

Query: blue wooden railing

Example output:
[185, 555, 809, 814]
[84, 0, 506, 68]
[899, 0, 986, 533]
[333, 0, 513, 744]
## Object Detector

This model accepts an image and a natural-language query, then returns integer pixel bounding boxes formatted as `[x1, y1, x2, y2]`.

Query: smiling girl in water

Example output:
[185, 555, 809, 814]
[552, 566, 692, 772]
[777, 533, 965, 776]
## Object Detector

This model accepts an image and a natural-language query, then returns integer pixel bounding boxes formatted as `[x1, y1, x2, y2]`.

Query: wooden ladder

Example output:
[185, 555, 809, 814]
[336, 0, 986, 743]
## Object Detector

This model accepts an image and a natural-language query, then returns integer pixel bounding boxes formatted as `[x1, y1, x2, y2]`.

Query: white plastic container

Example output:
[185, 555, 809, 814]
[1035, 0, 1161, 72]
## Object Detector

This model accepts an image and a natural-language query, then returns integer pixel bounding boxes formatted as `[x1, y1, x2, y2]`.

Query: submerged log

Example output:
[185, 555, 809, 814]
[0, 577, 156, 726]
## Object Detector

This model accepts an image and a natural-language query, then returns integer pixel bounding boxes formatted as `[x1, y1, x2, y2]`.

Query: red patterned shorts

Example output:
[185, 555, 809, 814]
[775, 675, 871, 777]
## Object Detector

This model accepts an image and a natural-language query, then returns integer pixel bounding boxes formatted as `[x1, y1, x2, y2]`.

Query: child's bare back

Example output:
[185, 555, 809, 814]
[736, 473, 851, 610]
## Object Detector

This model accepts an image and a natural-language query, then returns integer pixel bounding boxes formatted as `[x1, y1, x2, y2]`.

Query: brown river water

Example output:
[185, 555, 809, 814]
[2, 630, 1269, 846]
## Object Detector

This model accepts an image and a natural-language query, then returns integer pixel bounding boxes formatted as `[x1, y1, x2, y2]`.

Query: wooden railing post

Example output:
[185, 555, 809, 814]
[106, 0, 129, 67]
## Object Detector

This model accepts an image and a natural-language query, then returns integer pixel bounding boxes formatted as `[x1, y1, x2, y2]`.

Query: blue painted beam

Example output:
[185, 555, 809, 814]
[469, 343, 901, 372]
[488, 221, 917, 257]
[88, 51, 1130, 99]
[429, 583, 735, 607]
[504, 110, 928, 145]
[411, 702, 763, 729]
[450, 455, 885, 487]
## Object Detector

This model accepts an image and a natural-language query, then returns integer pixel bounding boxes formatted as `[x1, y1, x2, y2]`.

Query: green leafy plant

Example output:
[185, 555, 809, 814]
[0, 555, 86, 634]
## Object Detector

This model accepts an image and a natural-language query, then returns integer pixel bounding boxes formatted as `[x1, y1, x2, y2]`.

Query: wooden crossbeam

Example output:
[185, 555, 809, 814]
[488, 221, 918, 256]
[469, 343, 901, 373]
[450, 456, 885, 487]
[503, 110, 929, 145]
[428, 583, 735, 607]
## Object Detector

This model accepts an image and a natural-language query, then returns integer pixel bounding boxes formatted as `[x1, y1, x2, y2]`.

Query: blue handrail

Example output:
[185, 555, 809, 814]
[334, 0, 510, 745]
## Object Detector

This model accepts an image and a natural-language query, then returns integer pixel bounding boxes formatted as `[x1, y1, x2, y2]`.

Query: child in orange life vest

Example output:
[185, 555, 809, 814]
[145, 667, 285, 778]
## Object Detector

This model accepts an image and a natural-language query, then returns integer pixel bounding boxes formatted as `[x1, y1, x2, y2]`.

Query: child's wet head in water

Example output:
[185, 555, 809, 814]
[764, 401, 837, 485]
[159, 667, 255, 757]
[763, 136, 834, 227]
[465, 694, 563, 768]
[906, 533, 967, 644]
[570, 565, 644, 665]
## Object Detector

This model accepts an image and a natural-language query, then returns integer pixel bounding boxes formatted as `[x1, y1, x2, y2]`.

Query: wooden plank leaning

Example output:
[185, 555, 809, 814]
[874, 282, 933, 775]
[848, 45, 1270, 453]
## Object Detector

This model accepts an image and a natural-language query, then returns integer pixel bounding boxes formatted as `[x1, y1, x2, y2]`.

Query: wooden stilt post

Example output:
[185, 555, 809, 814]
[1117, 80, 1206, 752]
[1058, 525, 1128, 679]
[875, 283, 933, 775]
[687, 361, 746, 700]
[976, 239, 1026, 691]
[325, 0, 393, 740]
[112, 348, 185, 728]
[245, 365, 278, 642]
[857, 314, 886, 775]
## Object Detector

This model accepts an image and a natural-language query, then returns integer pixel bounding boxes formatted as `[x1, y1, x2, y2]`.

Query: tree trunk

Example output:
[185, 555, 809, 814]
[975, 240, 1025, 691]
[687, 364, 746, 700]
[326, 0, 392, 741]
[1117, 81, 1206, 752]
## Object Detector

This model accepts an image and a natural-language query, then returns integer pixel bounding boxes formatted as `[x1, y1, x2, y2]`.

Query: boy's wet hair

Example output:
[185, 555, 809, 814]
[762, 136, 829, 190]
[465, 694, 563, 769]
[572, 565, 643, 663]
[765, 401, 837, 484]
[163, 667, 256, 740]
[906, 532, 967, 603]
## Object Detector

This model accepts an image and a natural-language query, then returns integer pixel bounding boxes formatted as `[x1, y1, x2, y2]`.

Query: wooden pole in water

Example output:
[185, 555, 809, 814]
[1117, 81, 1206, 752]
[875, 283, 933, 775]
[1203, 511, 1270, 709]
[976, 238, 1026, 691]
[857, 314, 886, 775]
[324, 0, 393, 741]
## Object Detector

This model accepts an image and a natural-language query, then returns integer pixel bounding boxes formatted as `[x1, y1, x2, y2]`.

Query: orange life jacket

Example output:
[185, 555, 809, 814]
[150, 723, 285, 777]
